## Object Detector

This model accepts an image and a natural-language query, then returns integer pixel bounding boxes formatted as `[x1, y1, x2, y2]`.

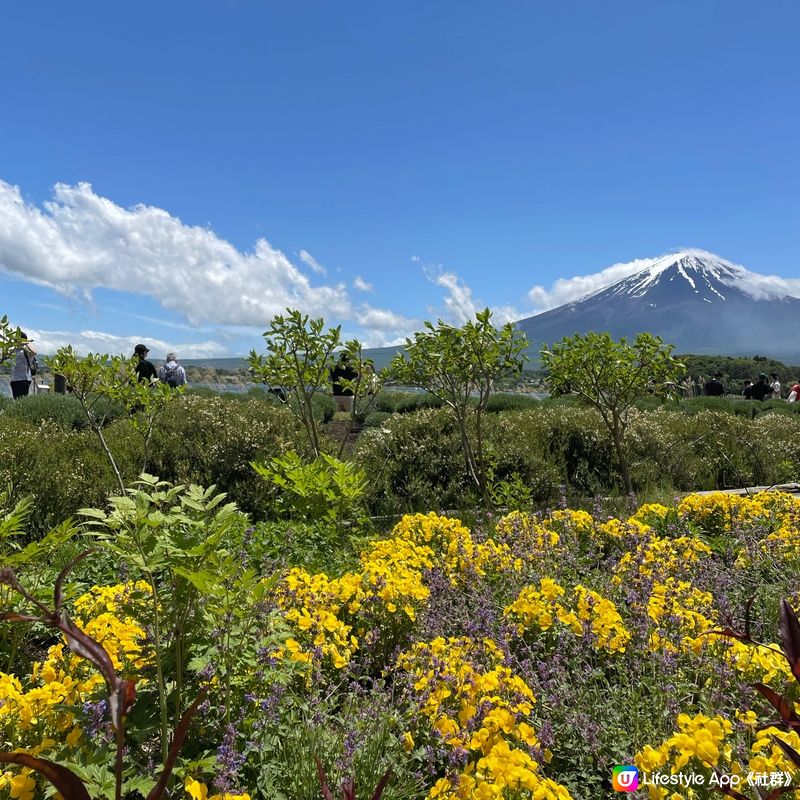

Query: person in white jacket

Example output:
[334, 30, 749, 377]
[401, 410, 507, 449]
[158, 353, 187, 388]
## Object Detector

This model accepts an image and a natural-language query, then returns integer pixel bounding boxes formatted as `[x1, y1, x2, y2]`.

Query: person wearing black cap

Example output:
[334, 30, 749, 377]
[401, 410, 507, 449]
[10, 331, 37, 399]
[133, 344, 157, 384]
[751, 373, 773, 402]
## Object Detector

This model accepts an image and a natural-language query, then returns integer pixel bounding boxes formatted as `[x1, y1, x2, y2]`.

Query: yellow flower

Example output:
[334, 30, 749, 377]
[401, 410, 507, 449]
[185, 777, 209, 800]
[66, 726, 83, 748]
[9, 772, 35, 800]
[403, 731, 415, 752]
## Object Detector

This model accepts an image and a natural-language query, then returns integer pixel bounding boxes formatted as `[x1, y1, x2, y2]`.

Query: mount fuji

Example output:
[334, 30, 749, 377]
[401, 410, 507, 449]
[516, 251, 800, 361]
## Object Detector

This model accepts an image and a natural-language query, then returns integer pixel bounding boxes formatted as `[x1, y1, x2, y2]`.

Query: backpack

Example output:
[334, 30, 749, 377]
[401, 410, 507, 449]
[24, 351, 37, 376]
[162, 364, 181, 388]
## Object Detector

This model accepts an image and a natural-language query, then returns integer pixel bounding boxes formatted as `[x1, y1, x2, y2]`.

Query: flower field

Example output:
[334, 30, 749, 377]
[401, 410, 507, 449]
[2, 489, 800, 799]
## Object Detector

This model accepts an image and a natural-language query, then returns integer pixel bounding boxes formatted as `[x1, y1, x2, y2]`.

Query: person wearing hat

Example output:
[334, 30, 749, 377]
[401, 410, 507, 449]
[751, 372, 774, 402]
[133, 344, 158, 384]
[10, 331, 37, 400]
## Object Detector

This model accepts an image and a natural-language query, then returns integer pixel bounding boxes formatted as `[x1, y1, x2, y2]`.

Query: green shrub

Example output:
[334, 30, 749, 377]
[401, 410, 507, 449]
[374, 391, 443, 414]
[147, 394, 301, 516]
[251, 518, 366, 574]
[363, 411, 392, 427]
[0, 417, 140, 534]
[355, 407, 468, 515]
[483, 392, 540, 413]
[0, 393, 123, 430]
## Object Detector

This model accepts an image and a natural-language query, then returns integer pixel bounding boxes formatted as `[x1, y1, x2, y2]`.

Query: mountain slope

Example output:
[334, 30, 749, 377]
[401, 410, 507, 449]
[516, 251, 800, 361]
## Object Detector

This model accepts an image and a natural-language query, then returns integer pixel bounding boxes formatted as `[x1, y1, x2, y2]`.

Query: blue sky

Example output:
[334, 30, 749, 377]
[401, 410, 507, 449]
[1, 1, 798, 357]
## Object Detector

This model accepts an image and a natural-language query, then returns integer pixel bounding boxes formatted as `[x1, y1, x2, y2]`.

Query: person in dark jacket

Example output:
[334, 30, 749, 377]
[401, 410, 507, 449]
[133, 344, 157, 383]
[703, 372, 724, 397]
[330, 352, 358, 413]
[742, 380, 755, 400]
[751, 373, 774, 402]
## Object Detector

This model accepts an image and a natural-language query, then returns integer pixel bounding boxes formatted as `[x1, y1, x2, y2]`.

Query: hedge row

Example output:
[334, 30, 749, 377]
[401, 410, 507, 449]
[2, 393, 799, 534]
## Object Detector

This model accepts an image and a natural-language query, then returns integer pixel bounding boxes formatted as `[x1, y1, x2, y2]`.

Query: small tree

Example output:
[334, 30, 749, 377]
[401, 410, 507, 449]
[540, 331, 685, 494]
[389, 308, 528, 497]
[0, 316, 27, 365]
[248, 310, 343, 458]
[45, 347, 179, 491]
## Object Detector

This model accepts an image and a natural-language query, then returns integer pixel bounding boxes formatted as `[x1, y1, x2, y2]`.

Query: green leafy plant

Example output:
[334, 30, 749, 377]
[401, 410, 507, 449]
[81, 476, 259, 758]
[486, 468, 533, 512]
[0, 315, 27, 365]
[389, 308, 527, 497]
[253, 451, 367, 524]
[541, 331, 685, 493]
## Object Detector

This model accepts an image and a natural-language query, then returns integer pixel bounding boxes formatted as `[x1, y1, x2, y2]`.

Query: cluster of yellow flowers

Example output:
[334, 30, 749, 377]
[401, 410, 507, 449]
[613, 535, 712, 585]
[0, 582, 149, 742]
[389, 513, 519, 581]
[504, 580, 630, 654]
[642, 577, 791, 686]
[646, 578, 716, 653]
[677, 491, 797, 536]
[276, 568, 359, 669]
[0, 769, 35, 800]
[749, 726, 800, 778]
[756, 506, 800, 563]
[495, 507, 624, 553]
[0, 581, 151, 799]
[397, 637, 572, 800]
[635, 713, 734, 798]
[635, 713, 800, 799]
[276, 513, 520, 670]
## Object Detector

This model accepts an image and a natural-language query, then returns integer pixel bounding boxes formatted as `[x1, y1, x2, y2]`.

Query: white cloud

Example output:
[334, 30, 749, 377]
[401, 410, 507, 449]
[23, 327, 228, 359]
[353, 275, 373, 292]
[356, 305, 415, 331]
[424, 266, 524, 326]
[0, 180, 351, 326]
[298, 249, 326, 275]
[354, 304, 418, 347]
[526, 257, 658, 311]
[427, 269, 477, 324]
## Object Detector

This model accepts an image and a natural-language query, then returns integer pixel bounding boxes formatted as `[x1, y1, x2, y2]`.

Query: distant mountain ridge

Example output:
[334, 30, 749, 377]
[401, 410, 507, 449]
[516, 250, 800, 362]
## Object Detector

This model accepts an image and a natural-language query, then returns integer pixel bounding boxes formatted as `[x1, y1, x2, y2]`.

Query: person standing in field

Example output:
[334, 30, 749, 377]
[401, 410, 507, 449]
[10, 332, 37, 400]
[751, 373, 774, 402]
[703, 372, 724, 397]
[158, 352, 187, 388]
[770, 372, 782, 399]
[330, 352, 358, 413]
[133, 344, 157, 383]
[788, 381, 800, 403]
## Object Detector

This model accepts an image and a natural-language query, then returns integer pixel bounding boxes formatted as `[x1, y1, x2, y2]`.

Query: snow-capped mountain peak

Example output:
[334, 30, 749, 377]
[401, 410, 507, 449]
[587, 249, 795, 304]
[516, 250, 800, 360]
